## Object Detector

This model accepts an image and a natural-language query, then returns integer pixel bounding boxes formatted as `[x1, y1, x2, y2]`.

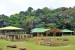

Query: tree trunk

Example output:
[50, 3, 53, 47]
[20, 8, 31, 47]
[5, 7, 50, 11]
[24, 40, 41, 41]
[53, 33, 56, 36]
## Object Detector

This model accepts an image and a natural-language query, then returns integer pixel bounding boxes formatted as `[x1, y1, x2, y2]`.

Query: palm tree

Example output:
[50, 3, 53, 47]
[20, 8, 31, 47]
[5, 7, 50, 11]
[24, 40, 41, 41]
[25, 16, 39, 29]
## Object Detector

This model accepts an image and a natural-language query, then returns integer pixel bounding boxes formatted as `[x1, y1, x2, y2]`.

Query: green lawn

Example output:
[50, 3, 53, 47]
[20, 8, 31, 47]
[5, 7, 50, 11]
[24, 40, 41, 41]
[0, 36, 75, 50]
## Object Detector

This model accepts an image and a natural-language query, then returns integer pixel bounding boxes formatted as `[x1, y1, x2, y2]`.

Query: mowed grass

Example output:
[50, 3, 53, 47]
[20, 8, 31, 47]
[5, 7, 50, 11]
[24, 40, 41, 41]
[0, 36, 75, 50]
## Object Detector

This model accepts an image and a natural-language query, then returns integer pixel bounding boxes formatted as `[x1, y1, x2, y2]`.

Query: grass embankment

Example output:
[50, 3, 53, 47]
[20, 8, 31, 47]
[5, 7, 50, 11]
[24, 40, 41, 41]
[0, 36, 75, 50]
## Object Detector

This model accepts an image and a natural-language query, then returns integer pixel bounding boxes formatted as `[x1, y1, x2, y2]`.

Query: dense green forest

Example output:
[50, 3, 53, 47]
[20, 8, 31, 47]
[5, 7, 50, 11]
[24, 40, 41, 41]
[0, 7, 75, 33]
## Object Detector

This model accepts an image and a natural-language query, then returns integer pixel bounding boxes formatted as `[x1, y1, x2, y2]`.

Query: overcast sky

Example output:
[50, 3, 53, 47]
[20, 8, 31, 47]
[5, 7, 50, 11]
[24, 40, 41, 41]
[0, 0, 75, 16]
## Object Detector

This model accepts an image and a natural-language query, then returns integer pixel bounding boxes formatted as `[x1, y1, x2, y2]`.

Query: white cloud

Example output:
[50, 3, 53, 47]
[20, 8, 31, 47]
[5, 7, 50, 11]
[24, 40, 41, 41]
[11, 0, 27, 7]
[65, 0, 75, 7]
[0, 4, 8, 15]
[0, 0, 75, 16]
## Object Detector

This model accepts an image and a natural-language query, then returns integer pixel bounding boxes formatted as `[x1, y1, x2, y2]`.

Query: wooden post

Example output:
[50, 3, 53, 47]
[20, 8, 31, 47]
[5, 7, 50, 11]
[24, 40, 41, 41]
[46, 32, 48, 37]
[24, 34, 25, 39]
[7, 35, 10, 40]
[22, 34, 23, 40]
[37, 33, 40, 37]
[71, 32, 72, 35]
[73, 27, 75, 35]
[5, 35, 7, 40]
[11, 35, 13, 41]
[22, 34, 24, 40]
[37, 33, 38, 37]
[20, 35, 21, 40]
[4, 35, 6, 39]
[18, 35, 19, 40]
[21, 35, 23, 40]
[41, 34, 43, 37]
[53, 33, 56, 37]
[10, 35, 12, 41]
[13, 35, 16, 41]
[37, 33, 39, 40]
[62, 32, 63, 36]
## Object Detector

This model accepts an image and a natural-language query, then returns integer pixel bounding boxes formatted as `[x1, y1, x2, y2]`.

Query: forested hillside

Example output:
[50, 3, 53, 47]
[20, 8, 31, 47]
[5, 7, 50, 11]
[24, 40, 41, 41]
[0, 7, 75, 33]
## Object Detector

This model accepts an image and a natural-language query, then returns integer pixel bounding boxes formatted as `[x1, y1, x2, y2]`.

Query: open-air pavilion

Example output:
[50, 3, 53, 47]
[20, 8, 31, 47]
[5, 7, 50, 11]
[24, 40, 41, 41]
[31, 28, 50, 37]
[0, 26, 27, 41]
[31, 28, 50, 44]
[61, 29, 74, 36]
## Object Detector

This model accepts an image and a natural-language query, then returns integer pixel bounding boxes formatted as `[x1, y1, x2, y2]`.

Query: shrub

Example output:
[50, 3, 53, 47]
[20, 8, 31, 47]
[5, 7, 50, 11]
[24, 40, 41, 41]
[7, 44, 17, 48]
[20, 48, 26, 50]
[63, 38, 69, 41]
[0, 48, 2, 50]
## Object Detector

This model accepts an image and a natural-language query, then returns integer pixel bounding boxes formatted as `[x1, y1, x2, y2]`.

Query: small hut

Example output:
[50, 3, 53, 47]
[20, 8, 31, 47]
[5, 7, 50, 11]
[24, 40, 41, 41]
[0, 26, 27, 41]
[31, 28, 49, 37]
[61, 29, 74, 36]
[31, 28, 50, 44]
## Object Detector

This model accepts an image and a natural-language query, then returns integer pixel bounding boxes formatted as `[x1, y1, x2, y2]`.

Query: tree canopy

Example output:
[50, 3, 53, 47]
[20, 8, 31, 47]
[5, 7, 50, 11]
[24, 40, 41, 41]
[0, 6, 75, 33]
